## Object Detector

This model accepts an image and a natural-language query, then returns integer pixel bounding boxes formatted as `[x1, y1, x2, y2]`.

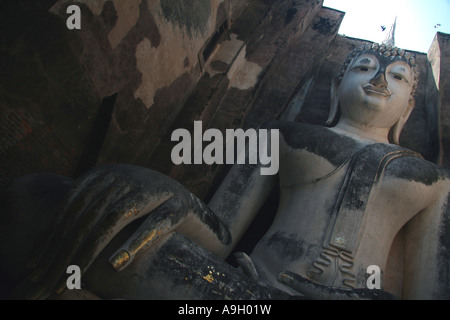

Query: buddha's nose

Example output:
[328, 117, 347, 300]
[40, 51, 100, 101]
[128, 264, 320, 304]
[370, 71, 388, 88]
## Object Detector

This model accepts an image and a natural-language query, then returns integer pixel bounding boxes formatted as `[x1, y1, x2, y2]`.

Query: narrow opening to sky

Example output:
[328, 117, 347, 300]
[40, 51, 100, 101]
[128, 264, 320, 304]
[323, 0, 450, 53]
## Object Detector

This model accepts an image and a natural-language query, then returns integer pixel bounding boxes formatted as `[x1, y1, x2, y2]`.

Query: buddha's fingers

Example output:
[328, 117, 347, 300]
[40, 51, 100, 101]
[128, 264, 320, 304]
[15, 178, 135, 299]
[108, 197, 186, 272]
[107, 194, 232, 272]
[19, 170, 170, 299]
[36, 188, 140, 298]
[49, 190, 176, 295]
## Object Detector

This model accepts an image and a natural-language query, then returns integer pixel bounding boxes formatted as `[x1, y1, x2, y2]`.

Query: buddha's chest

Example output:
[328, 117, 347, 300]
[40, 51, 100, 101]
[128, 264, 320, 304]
[277, 136, 356, 189]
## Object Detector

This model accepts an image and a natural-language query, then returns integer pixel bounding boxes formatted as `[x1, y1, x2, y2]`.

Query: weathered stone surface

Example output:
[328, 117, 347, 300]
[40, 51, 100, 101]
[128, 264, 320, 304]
[429, 32, 450, 167]
[49, 0, 239, 170]
[244, 6, 344, 128]
[149, 2, 342, 201]
[401, 52, 440, 162]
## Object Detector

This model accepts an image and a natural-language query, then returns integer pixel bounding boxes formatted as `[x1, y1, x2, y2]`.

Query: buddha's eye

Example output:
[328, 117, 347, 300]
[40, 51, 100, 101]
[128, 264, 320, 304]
[393, 74, 403, 80]
[360, 67, 369, 71]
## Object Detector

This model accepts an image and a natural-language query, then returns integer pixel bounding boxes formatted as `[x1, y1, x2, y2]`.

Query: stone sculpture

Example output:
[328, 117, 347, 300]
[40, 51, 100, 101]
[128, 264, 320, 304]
[1, 43, 449, 300]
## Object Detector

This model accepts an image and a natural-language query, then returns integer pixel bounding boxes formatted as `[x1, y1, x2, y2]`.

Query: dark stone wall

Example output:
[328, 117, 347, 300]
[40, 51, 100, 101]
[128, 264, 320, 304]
[431, 32, 450, 167]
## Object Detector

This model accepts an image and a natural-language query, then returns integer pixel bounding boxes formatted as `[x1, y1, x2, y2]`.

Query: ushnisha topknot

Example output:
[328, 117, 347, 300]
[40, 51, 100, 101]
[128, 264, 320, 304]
[337, 42, 420, 97]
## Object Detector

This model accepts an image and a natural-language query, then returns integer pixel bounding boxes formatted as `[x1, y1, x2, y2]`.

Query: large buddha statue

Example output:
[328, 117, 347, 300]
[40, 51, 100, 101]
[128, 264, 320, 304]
[1, 43, 449, 300]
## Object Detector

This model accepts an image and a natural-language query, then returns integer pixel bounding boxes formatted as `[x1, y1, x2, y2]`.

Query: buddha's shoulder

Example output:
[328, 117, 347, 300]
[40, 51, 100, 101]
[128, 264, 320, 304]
[263, 121, 357, 146]
[262, 121, 362, 164]
[262, 121, 450, 185]
[380, 147, 450, 186]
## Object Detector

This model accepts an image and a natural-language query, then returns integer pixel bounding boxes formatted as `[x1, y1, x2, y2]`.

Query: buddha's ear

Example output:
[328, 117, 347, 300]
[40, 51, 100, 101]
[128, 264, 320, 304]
[326, 77, 340, 126]
[391, 97, 415, 145]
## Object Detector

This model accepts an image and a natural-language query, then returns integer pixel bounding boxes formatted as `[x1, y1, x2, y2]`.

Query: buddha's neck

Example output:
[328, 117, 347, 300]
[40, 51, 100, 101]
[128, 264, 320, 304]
[331, 119, 390, 144]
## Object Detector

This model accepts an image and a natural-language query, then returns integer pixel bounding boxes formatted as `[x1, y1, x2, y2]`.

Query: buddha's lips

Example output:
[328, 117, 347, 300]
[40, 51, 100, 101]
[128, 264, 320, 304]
[362, 84, 392, 97]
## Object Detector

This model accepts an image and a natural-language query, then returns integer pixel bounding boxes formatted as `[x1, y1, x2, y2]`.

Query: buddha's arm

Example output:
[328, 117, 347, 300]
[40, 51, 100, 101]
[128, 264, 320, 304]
[208, 163, 278, 258]
[400, 178, 450, 299]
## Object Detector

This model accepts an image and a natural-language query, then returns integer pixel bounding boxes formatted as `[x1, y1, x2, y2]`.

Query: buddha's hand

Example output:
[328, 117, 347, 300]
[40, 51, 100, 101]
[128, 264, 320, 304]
[12, 164, 231, 299]
[278, 271, 397, 300]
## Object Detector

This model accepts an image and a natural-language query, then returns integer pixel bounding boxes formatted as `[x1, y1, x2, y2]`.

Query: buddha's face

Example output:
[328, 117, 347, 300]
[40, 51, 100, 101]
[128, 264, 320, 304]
[338, 51, 414, 129]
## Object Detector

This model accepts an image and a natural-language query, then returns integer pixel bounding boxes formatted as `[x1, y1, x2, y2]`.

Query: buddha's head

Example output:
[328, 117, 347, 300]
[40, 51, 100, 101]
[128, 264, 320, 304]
[327, 43, 419, 144]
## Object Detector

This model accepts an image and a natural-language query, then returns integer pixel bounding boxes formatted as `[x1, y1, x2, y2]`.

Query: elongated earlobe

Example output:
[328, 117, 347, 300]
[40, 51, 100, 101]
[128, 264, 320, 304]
[326, 78, 340, 126]
[391, 98, 415, 144]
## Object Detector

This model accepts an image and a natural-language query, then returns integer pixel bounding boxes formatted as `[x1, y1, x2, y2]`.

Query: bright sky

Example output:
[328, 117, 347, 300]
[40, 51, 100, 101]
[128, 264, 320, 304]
[323, 0, 450, 53]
